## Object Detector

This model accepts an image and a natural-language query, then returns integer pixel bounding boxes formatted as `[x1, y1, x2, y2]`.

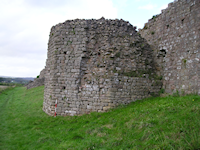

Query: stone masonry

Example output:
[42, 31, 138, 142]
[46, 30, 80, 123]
[139, 0, 200, 95]
[43, 17, 162, 116]
[42, 0, 200, 116]
[26, 69, 45, 89]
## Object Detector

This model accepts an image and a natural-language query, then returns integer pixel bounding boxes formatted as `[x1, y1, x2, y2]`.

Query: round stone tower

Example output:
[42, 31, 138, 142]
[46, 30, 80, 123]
[43, 17, 162, 116]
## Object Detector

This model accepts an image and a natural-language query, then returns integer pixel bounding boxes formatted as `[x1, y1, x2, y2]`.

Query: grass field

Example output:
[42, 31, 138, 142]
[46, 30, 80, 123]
[0, 86, 200, 150]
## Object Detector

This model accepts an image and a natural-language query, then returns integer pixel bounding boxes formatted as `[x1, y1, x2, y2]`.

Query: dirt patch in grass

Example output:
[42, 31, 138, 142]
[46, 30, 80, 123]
[0, 86, 9, 89]
[0, 86, 10, 92]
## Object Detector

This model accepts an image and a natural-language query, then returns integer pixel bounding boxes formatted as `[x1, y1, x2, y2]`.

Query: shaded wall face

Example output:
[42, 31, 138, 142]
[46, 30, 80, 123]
[139, 0, 200, 95]
[43, 18, 162, 116]
[78, 20, 162, 114]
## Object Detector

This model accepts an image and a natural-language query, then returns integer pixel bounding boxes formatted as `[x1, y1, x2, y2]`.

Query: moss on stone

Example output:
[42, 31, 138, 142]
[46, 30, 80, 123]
[115, 52, 121, 57]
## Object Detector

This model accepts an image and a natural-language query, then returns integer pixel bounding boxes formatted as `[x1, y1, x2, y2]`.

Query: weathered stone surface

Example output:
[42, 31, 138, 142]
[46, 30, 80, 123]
[41, 0, 200, 116]
[26, 69, 46, 89]
[139, 0, 200, 95]
[43, 17, 162, 116]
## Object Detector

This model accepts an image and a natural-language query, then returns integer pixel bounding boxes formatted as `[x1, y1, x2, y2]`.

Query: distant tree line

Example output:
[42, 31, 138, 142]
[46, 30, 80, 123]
[0, 77, 34, 85]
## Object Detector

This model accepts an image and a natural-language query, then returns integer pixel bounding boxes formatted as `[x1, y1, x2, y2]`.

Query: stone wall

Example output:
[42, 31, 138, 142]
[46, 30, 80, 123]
[39, 68, 46, 79]
[43, 0, 200, 116]
[26, 69, 45, 89]
[26, 78, 45, 89]
[139, 0, 200, 95]
[43, 18, 162, 116]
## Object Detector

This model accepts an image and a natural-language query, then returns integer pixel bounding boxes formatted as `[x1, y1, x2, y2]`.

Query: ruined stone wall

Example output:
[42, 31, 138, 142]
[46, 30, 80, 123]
[26, 78, 44, 89]
[26, 68, 45, 89]
[43, 18, 162, 116]
[39, 68, 46, 79]
[139, 0, 200, 95]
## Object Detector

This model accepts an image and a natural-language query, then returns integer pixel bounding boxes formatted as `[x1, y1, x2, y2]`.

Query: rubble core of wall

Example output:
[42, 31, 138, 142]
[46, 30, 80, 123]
[26, 68, 45, 89]
[43, 17, 162, 116]
[26, 78, 45, 89]
[139, 0, 200, 95]
[39, 68, 46, 79]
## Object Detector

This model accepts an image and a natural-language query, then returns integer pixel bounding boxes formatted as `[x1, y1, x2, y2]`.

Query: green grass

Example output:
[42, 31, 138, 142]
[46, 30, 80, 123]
[0, 86, 13, 93]
[0, 86, 200, 149]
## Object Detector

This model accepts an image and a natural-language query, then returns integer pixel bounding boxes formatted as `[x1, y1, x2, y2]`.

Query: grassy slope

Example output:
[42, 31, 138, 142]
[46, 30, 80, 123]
[0, 86, 200, 150]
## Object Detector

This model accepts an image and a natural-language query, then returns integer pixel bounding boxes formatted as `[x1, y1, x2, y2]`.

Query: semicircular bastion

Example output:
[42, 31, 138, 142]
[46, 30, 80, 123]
[43, 17, 162, 116]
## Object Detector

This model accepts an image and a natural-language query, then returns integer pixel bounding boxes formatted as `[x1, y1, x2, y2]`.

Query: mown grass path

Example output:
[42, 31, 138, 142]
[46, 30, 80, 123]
[0, 86, 200, 149]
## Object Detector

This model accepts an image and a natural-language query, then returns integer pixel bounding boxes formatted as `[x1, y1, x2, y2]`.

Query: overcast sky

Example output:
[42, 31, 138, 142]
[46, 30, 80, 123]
[0, 0, 173, 77]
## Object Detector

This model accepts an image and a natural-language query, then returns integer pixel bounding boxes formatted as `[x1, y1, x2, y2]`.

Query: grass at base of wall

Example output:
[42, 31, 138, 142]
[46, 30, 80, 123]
[0, 86, 200, 149]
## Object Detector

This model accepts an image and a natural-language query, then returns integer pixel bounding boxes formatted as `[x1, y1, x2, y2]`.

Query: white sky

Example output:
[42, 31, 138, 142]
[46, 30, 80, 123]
[0, 0, 173, 77]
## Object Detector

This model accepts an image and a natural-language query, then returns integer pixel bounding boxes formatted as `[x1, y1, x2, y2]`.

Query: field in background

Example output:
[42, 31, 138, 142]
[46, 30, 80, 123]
[0, 85, 9, 89]
[0, 86, 200, 149]
[0, 85, 10, 92]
